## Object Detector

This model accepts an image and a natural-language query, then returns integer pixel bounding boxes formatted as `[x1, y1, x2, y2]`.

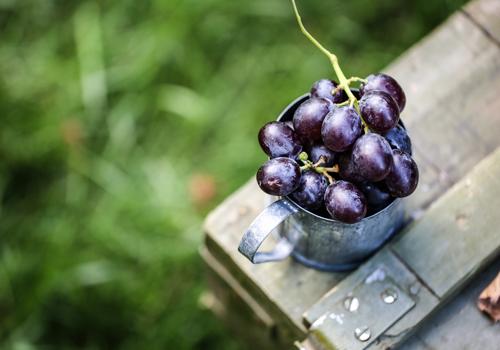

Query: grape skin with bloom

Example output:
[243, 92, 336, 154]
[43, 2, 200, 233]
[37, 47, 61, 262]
[258, 121, 303, 159]
[256, 157, 301, 196]
[254, 73, 418, 223]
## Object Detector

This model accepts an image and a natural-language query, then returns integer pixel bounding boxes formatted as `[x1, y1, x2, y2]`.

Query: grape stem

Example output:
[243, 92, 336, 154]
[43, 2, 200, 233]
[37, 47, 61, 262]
[314, 166, 335, 184]
[290, 0, 370, 133]
[320, 170, 334, 185]
[333, 76, 367, 96]
[312, 156, 326, 168]
[299, 153, 336, 184]
[347, 76, 368, 84]
[323, 165, 340, 173]
[315, 164, 338, 184]
[335, 100, 350, 107]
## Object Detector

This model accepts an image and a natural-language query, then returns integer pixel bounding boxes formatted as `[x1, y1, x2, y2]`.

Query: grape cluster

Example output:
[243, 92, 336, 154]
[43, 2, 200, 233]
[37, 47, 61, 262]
[256, 74, 419, 223]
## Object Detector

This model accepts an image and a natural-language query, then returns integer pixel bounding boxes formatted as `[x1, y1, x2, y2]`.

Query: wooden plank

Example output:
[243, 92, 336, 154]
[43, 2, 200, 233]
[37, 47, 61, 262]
[392, 148, 500, 298]
[374, 148, 500, 349]
[201, 248, 278, 350]
[303, 147, 500, 350]
[203, 0, 500, 345]
[201, 247, 275, 331]
[400, 258, 500, 350]
[385, 4, 500, 214]
[463, 0, 500, 43]
[301, 258, 500, 350]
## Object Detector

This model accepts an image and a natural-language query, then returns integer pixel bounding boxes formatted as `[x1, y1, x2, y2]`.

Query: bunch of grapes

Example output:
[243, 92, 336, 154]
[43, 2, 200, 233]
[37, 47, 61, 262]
[254, 0, 418, 224]
[256, 73, 418, 223]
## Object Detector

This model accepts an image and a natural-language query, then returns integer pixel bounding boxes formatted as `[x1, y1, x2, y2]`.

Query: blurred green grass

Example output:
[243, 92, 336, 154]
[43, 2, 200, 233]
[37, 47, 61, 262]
[0, 0, 466, 349]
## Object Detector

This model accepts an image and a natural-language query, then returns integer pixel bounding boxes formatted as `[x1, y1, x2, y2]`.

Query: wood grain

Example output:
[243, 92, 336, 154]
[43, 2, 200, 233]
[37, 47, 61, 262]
[463, 0, 500, 44]
[385, 4, 500, 214]
[400, 258, 500, 350]
[392, 149, 500, 299]
[201, 247, 277, 350]
[203, 0, 500, 348]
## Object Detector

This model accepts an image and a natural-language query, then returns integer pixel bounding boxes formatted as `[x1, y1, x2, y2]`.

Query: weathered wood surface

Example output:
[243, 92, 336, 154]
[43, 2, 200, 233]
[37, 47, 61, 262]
[299, 259, 500, 350]
[392, 149, 500, 299]
[203, 0, 500, 348]
[303, 148, 500, 350]
[400, 258, 500, 350]
[463, 0, 500, 43]
[385, 0, 500, 215]
[201, 247, 277, 350]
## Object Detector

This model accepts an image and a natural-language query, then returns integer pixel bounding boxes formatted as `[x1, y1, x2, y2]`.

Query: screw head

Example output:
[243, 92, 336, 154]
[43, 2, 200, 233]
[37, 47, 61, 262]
[354, 326, 371, 342]
[381, 288, 398, 304]
[343, 296, 360, 312]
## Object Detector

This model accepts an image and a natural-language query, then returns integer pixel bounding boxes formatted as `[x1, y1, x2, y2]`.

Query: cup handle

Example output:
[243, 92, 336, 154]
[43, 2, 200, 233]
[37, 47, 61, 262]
[238, 198, 299, 264]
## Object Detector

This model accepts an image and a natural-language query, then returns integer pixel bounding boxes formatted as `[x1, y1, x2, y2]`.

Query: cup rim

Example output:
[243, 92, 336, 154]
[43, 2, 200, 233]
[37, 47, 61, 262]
[276, 92, 402, 224]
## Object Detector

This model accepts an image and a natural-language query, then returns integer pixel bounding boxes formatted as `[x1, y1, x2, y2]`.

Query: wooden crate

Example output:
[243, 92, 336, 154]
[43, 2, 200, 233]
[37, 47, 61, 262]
[202, 0, 500, 348]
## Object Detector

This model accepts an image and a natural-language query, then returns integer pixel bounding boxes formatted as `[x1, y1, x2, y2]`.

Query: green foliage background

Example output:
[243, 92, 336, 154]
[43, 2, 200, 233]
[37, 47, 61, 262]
[0, 0, 466, 349]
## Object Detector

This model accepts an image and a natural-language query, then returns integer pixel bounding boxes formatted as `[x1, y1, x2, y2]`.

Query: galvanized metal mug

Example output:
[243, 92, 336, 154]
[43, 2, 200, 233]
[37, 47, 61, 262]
[238, 94, 406, 271]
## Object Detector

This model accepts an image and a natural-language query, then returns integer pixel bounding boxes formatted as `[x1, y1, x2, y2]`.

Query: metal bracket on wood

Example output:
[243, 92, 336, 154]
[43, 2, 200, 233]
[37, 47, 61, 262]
[306, 256, 416, 350]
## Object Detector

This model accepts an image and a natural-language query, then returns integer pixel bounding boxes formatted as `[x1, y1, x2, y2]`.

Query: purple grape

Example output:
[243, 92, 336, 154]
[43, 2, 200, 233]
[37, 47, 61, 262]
[256, 158, 301, 196]
[352, 133, 393, 182]
[309, 144, 337, 167]
[338, 151, 365, 183]
[310, 79, 346, 104]
[293, 97, 333, 143]
[258, 121, 303, 158]
[358, 182, 393, 215]
[360, 90, 400, 133]
[324, 181, 367, 223]
[383, 124, 412, 155]
[360, 73, 406, 112]
[321, 106, 363, 152]
[385, 150, 419, 197]
[290, 171, 328, 210]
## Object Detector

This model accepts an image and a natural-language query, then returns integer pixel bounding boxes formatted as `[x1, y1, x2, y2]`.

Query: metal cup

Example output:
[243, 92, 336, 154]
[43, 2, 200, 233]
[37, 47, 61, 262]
[238, 94, 406, 271]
